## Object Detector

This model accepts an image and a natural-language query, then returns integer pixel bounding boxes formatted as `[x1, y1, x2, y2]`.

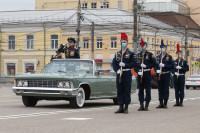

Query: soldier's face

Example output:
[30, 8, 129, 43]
[69, 42, 75, 47]
[121, 40, 128, 48]
[177, 53, 182, 58]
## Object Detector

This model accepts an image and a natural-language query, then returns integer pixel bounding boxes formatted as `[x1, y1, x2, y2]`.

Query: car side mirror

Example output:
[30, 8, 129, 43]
[95, 71, 100, 76]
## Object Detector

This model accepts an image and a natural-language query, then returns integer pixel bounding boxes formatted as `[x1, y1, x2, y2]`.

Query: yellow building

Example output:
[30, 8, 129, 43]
[35, 0, 133, 11]
[0, 9, 199, 78]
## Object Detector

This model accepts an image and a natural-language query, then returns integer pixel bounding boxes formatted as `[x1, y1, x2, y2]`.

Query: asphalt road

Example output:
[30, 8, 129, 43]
[0, 83, 200, 133]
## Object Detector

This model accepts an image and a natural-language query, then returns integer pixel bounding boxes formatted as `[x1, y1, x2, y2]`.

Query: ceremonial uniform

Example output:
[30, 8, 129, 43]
[173, 58, 189, 106]
[136, 50, 156, 111]
[112, 48, 137, 106]
[155, 53, 173, 108]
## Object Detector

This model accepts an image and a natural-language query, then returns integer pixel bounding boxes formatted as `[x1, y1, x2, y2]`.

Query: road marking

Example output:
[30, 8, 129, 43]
[0, 97, 200, 120]
[62, 118, 93, 121]
[0, 100, 20, 103]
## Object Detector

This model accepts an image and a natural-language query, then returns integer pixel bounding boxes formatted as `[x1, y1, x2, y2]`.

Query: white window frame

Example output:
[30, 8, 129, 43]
[100, 2, 109, 8]
[170, 41, 172, 51]
[82, 3, 87, 9]
[157, 39, 160, 50]
[110, 37, 117, 49]
[4, 59, 18, 77]
[96, 37, 103, 49]
[7, 35, 16, 50]
[51, 35, 58, 49]
[83, 38, 89, 49]
[26, 34, 34, 50]
[22, 59, 37, 74]
[91, 2, 97, 8]
[174, 42, 176, 52]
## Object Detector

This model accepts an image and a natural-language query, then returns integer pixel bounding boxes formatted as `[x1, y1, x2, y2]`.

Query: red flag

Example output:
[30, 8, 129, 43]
[177, 44, 180, 52]
[121, 33, 128, 40]
[141, 38, 145, 47]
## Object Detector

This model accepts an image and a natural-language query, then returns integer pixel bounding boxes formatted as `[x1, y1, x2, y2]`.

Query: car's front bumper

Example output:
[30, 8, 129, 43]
[12, 87, 79, 97]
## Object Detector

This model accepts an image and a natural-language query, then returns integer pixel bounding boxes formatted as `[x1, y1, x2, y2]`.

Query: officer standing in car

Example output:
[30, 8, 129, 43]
[173, 49, 189, 107]
[112, 33, 137, 114]
[155, 40, 173, 109]
[136, 39, 156, 111]
[56, 37, 80, 59]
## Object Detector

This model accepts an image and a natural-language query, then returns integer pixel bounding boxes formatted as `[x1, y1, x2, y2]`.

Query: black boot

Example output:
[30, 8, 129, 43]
[179, 98, 183, 107]
[173, 98, 179, 107]
[115, 104, 124, 113]
[156, 99, 164, 109]
[138, 102, 144, 111]
[124, 104, 129, 114]
[144, 102, 149, 111]
[163, 99, 168, 109]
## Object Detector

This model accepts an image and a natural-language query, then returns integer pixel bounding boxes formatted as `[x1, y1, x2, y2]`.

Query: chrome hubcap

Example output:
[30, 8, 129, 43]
[76, 90, 84, 106]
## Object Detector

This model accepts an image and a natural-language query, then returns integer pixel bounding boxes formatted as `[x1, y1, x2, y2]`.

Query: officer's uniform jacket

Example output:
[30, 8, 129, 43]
[155, 53, 173, 73]
[57, 44, 80, 59]
[174, 58, 189, 74]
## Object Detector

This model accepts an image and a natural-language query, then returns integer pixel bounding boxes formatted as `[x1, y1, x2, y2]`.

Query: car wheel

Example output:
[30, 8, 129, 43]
[186, 86, 189, 89]
[113, 98, 118, 105]
[193, 87, 196, 89]
[69, 87, 85, 108]
[22, 96, 38, 107]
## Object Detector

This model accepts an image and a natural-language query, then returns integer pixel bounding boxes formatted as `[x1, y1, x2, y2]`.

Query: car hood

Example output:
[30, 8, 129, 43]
[15, 73, 77, 80]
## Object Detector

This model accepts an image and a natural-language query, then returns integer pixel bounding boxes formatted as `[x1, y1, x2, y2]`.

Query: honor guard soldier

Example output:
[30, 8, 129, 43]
[173, 44, 189, 107]
[56, 37, 80, 59]
[155, 40, 174, 109]
[112, 33, 137, 114]
[137, 39, 156, 111]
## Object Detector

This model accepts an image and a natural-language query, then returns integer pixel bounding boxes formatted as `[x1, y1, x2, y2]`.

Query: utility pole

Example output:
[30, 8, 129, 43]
[185, 24, 188, 61]
[76, 0, 81, 52]
[91, 22, 94, 59]
[133, 0, 138, 54]
[43, 23, 46, 66]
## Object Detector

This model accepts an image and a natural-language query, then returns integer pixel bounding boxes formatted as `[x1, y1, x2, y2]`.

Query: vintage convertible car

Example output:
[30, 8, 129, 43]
[12, 59, 137, 108]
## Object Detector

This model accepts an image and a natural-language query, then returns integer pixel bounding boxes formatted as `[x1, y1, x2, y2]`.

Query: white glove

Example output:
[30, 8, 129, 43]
[117, 69, 121, 74]
[159, 63, 165, 68]
[141, 63, 147, 68]
[176, 66, 182, 69]
[138, 72, 143, 76]
[119, 62, 125, 67]
[156, 70, 161, 74]
[175, 72, 179, 76]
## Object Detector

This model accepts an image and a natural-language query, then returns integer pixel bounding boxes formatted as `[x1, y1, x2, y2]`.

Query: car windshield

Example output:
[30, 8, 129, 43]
[42, 60, 94, 76]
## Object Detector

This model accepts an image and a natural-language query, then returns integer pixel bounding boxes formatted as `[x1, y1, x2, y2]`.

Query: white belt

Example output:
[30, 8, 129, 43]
[144, 69, 150, 72]
[122, 69, 131, 71]
[161, 71, 170, 74]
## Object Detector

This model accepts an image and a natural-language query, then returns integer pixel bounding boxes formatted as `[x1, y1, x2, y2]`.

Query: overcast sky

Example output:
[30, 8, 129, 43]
[0, 0, 35, 11]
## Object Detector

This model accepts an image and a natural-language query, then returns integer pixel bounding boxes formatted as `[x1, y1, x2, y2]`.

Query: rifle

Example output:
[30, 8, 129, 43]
[140, 53, 144, 83]
[158, 52, 163, 81]
[119, 42, 123, 83]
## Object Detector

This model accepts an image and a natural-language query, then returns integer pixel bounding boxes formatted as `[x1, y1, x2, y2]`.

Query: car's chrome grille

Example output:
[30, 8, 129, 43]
[28, 80, 58, 88]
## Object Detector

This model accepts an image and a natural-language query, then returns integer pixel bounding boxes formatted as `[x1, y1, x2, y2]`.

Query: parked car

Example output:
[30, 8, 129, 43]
[12, 59, 137, 108]
[186, 75, 200, 89]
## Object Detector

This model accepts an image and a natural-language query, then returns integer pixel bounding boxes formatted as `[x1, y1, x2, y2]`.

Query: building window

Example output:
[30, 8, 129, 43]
[166, 40, 168, 50]
[96, 37, 103, 49]
[101, 2, 109, 8]
[146, 37, 150, 49]
[83, 38, 89, 49]
[157, 39, 160, 50]
[25, 63, 35, 73]
[170, 41, 172, 51]
[91, 3, 97, 8]
[26, 35, 34, 50]
[111, 37, 117, 49]
[8, 35, 15, 50]
[82, 3, 87, 9]
[7, 63, 15, 76]
[152, 38, 154, 50]
[118, 1, 122, 9]
[51, 35, 58, 49]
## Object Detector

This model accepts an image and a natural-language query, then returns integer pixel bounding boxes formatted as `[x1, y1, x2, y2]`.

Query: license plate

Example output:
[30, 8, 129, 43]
[191, 80, 196, 82]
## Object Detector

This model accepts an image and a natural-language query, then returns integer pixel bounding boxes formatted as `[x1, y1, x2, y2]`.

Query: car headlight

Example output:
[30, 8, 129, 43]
[58, 81, 64, 88]
[23, 80, 28, 87]
[65, 81, 70, 88]
[17, 80, 28, 87]
[17, 80, 23, 87]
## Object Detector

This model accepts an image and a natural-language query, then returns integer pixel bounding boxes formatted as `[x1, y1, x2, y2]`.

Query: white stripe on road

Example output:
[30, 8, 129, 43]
[62, 118, 93, 121]
[0, 97, 200, 120]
